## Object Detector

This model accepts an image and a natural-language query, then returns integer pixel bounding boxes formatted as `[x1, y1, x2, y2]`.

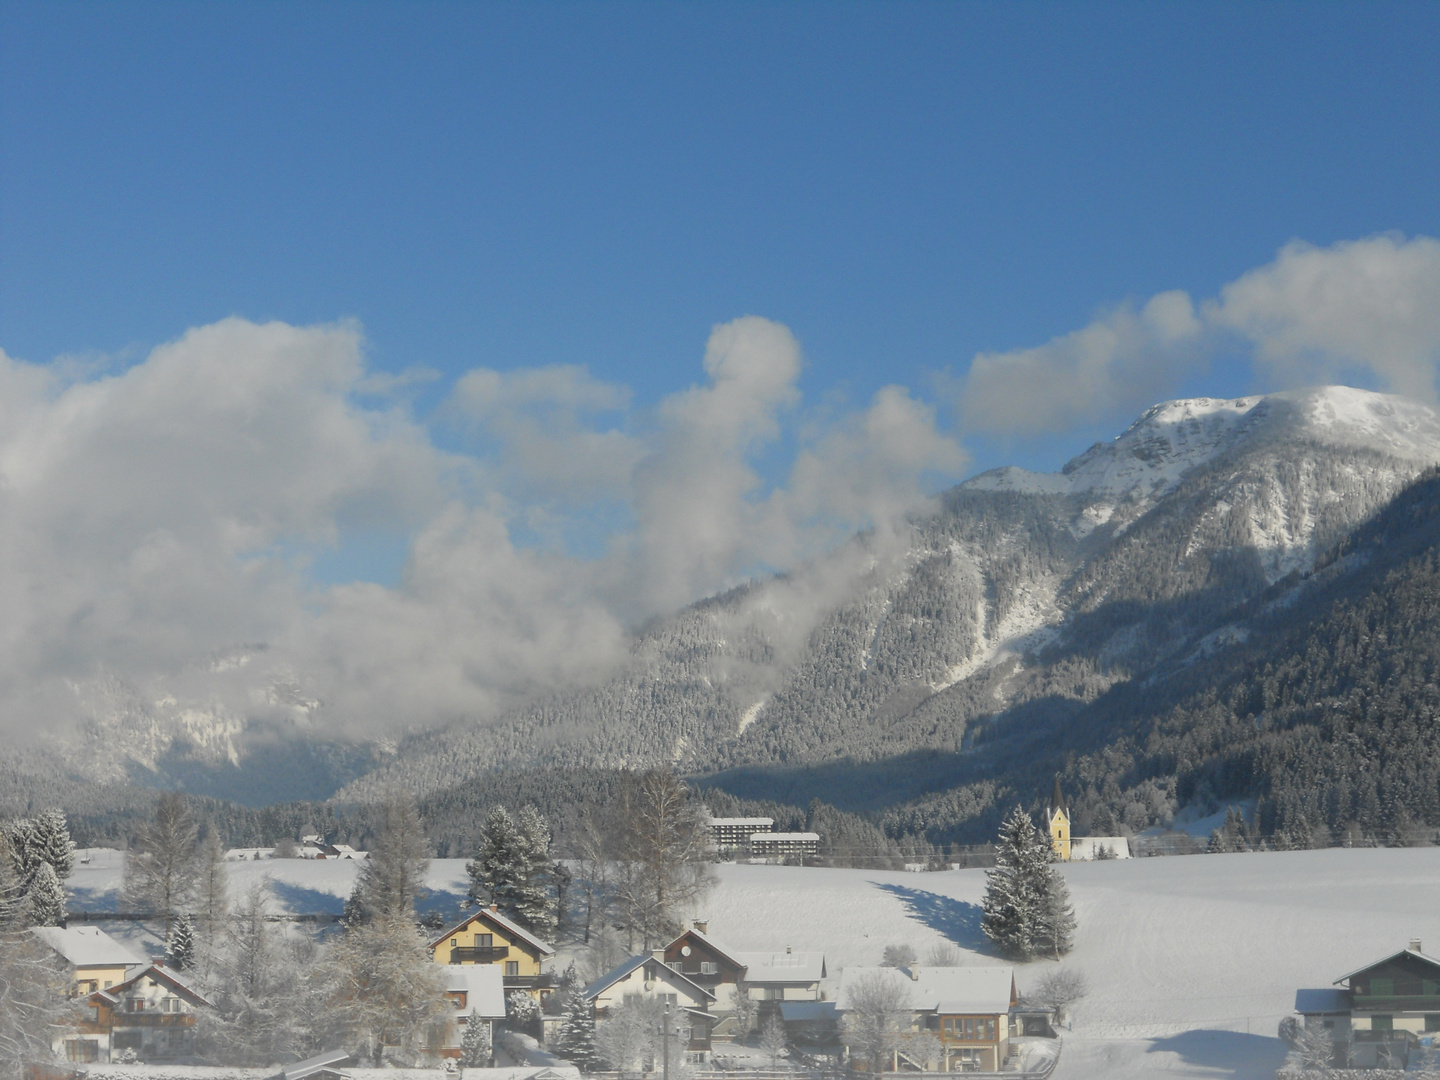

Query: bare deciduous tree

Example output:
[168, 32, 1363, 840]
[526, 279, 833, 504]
[124, 793, 200, 936]
[1027, 968, 1088, 1026]
[842, 971, 911, 1074]
[355, 791, 430, 921]
[612, 771, 713, 949]
[0, 928, 80, 1075]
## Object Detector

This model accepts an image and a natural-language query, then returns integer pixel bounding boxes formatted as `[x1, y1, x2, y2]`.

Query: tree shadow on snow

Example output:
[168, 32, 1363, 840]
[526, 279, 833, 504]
[1147, 1030, 1288, 1078]
[267, 881, 345, 916]
[872, 883, 986, 952]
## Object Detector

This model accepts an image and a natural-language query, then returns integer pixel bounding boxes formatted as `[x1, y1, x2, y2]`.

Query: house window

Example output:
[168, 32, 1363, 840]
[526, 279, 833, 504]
[505, 961, 519, 976]
[984, 1018, 996, 1041]
[127, 999, 144, 1012]
[477, 934, 494, 948]
[1424, 980, 1440, 996]
[65, 1040, 99, 1063]
[1426, 1014, 1440, 1032]
[449, 992, 468, 1009]
[1370, 979, 1394, 997]
[87, 1007, 99, 1023]
[942, 1019, 953, 1038]
[1322, 1020, 1334, 1030]
[1372, 1015, 1394, 1031]
[668, 962, 684, 972]
[452, 939, 458, 947]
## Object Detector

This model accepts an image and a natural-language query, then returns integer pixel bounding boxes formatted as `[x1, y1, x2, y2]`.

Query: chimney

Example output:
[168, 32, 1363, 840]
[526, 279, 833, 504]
[910, 965, 920, 981]
[490, 904, 498, 912]
[786, 945, 792, 954]
[651, 948, 666, 962]
[1410, 938, 1423, 953]
[694, 921, 708, 934]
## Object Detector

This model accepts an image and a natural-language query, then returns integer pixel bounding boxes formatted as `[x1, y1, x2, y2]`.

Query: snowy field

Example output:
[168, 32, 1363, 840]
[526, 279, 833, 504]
[69, 846, 1440, 1080]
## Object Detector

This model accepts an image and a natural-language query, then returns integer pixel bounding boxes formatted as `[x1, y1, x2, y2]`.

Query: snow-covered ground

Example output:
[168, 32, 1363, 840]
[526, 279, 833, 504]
[69, 846, 1440, 1079]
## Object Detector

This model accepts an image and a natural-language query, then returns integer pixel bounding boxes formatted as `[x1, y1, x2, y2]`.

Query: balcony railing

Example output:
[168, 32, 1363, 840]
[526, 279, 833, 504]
[504, 973, 555, 990]
[451, 946, 510, 963]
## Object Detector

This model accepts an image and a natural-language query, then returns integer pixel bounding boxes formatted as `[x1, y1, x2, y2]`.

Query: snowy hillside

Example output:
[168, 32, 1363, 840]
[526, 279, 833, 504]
[67, 846, 1440, 1080]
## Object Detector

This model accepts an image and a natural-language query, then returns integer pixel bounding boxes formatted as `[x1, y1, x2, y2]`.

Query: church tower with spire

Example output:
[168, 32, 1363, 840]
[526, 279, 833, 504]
[1046, 777, 1071, 861]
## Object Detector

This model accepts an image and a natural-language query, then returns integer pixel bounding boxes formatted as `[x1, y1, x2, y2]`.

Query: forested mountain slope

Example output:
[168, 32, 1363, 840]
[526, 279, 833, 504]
[339, 386, 1440, 836]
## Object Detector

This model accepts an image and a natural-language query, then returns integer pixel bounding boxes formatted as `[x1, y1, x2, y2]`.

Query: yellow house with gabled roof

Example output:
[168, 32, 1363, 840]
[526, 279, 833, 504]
[1046, 778, 1070, 861]
[427, 905, 555, 1001]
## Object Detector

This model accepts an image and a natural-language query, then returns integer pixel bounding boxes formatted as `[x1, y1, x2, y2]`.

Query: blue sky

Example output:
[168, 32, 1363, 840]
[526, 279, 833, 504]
[4, 3, 1440, 739]
[6, 3, 1438, 466]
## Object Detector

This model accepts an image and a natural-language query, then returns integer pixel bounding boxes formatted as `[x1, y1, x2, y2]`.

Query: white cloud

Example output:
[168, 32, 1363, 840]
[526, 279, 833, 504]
[959, 290, 1204, 436]
[0, 314, 969, 744]
[1208, 234, 1440, 400]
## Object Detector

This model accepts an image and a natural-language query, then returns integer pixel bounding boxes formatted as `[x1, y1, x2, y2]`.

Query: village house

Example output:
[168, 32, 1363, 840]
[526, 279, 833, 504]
[583, 951, 717, 1059]
[1295, 939, 1440, 1069]
[29, 926, 144, 997]
[428, 905, 556, 1001]
[428, 964, 507, 1062]
[733, 947, 827, 1010]
[837, 965, 1018, 1073]
[67, 961, 212, 1064]
[661, 924, 827, 1023]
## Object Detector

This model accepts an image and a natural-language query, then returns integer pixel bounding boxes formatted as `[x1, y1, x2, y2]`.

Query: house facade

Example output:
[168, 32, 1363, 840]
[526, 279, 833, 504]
[583, 952, 716, 1056]
[748, 833, 820, 861]
[663, 927, 748, 1011]
[65, 962, 211, 1064]
[733, 949, 827, 1007]
[428, 905, 556, 1000]
[709, 817, 773, 856]
[837, 966, 1017, 1073]
[1295, 940, 1440, 1069]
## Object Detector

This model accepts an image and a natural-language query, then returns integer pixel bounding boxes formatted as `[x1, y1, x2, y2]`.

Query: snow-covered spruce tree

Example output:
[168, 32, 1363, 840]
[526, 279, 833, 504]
[33, 809, 75, 882]
[25, 861, 67, 927]
[341, 880, 366, 929]
[467, 805, 523, 913]
[981, 806, 1050, 960]
[5, 818, 40, 891]
[0, 925, 81, 1076]
[513, 806, 558, 939]
[461, 1007, 491, 1067]
[556, 983, 598, 1071]
[167, 912, 197, 970]
[1036, 864, 1077, 960]
[0, 830, 28, 928]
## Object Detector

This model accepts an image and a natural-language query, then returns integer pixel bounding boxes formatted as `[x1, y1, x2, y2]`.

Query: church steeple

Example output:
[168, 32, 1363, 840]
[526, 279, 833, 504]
[1050, 776, 1066, 816]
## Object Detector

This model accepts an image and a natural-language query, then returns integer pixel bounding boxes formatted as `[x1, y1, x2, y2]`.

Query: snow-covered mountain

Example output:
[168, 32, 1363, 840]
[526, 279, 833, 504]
[337, 386, 1440, 819]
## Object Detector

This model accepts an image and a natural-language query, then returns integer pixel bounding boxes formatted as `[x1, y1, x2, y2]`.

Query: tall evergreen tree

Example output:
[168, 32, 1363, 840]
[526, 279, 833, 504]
[466, 806, 523, 912]
[513, 806, 558, 939]
[167, 912, 197, 970]
[25, 861, 67, 927]
[556, 983, 598, 1071]
[33, 809, 75, 881]
[1036, 865, 1077, 960]
[5, 818, 41, 892]
[980, 806, 1050, 960]
[195, 830, 230, 939]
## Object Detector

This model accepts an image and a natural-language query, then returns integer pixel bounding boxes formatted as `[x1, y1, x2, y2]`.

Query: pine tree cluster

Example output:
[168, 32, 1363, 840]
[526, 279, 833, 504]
[3, 808, 74, 927]
[466, 805, 558, 939]
[980, 807, 1076, 960]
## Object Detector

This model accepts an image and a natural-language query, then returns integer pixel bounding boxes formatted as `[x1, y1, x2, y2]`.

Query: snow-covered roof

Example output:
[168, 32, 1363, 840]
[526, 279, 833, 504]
[428, 905, 555, 956]
[30, 925, 144, 968]
[583, 955, 715, 1003]
[282, 1049, 355, 1080]
[709, 817, 774, 827]
[735, 949, 827, 984]
[443, 964, 507, 1019]
[836, 966, 1015, 1016]
[780, 1001, 841, 1023]
[665, 927, 747, 970]
[1334, 947, 1440, 985]
[104, 962, 214, 1008]
[1295, 989, 1351, 1014]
